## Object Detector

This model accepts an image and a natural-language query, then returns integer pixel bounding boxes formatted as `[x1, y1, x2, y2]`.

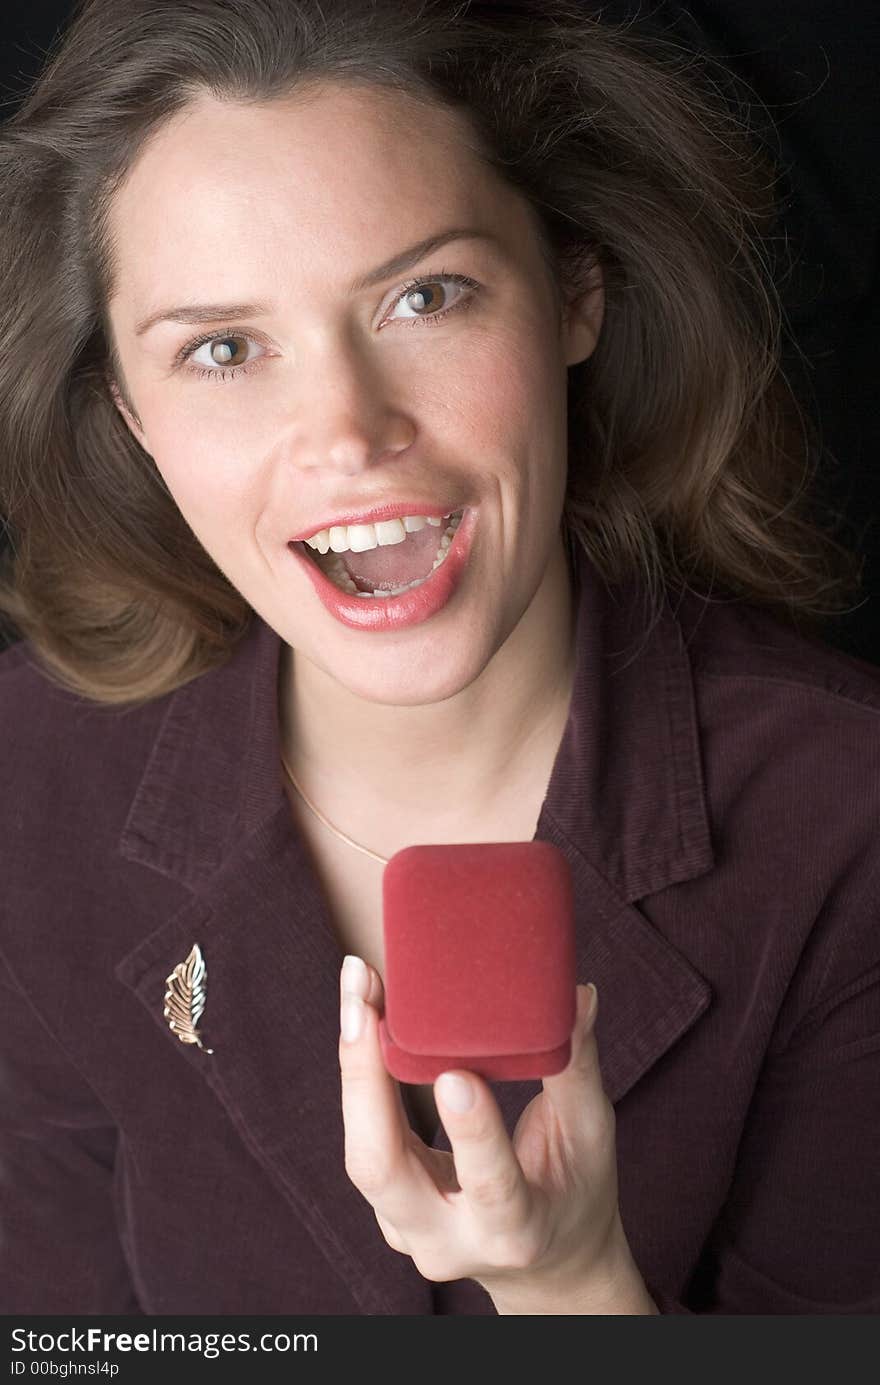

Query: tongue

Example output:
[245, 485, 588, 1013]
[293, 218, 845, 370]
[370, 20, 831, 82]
[338, 523, 444, 592]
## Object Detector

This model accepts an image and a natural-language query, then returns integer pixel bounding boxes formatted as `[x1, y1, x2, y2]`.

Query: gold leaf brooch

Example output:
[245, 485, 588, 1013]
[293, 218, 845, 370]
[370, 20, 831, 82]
[164, 943, 214, 1053]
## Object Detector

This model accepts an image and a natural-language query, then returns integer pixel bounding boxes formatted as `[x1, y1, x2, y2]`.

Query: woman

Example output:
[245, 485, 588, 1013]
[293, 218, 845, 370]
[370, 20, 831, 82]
[0, 0, 876, 1315]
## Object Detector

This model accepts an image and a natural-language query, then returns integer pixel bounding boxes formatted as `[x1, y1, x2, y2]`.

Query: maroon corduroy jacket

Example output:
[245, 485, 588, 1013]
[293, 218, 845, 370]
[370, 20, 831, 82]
[2, 543, 879, 1314]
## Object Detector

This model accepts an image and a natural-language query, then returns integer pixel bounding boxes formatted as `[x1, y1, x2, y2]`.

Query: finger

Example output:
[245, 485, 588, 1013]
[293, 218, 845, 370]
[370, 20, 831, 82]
[366, 964, 385, 1009]
[339, 959, 443, 1229]
[541, 983, 610, 1140]
[340, 958, 409, 1128]
[339, 955, 385, 1010]
[339, 956, 407, 1164]
[434, 1070, 532, 1235]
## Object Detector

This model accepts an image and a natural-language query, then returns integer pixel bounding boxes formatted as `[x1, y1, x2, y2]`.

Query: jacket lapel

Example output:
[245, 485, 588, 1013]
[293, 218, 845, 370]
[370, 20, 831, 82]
[114, 547, 716, 1311]
[116, 805, 435, 1314]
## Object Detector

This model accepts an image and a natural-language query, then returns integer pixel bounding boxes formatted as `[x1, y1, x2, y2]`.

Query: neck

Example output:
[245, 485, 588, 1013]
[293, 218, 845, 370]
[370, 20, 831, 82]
[278, 538, 577, 846]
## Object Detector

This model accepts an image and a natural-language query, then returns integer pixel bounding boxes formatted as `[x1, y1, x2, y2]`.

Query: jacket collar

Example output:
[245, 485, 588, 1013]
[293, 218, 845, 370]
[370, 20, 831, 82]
[114, 544, 716, 1312]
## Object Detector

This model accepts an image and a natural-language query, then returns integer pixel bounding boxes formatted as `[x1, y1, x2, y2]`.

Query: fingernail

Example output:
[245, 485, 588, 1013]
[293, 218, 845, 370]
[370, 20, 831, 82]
[437, 1072, 475, 1113]
[341, 954, 369, 999]
[341, 993, 365, 1043]
[586, 982, 598, 1023]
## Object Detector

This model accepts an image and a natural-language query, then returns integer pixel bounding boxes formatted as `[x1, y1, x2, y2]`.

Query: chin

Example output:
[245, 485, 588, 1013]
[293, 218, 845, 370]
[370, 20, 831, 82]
[308, 627, 498, 706]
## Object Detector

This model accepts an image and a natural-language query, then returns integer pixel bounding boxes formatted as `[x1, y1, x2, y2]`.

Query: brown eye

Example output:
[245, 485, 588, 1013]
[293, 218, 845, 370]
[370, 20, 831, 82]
[387, 272, 477, 325]
[203, 336, 249, 367]
[180, 331, 266, 380]
[402, 281, 448, 315]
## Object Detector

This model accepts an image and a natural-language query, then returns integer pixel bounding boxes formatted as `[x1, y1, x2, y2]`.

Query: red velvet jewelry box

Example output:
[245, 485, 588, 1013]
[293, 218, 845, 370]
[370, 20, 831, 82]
[377, 840, 577, 1084]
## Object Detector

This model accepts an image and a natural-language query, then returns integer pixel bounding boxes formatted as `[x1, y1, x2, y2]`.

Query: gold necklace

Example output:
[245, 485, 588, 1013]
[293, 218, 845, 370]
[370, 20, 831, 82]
[279, 744, 390, 865]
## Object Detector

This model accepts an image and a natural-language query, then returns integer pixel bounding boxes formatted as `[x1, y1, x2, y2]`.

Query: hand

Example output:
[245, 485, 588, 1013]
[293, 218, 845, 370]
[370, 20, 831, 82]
[337, 956, 644, 1313]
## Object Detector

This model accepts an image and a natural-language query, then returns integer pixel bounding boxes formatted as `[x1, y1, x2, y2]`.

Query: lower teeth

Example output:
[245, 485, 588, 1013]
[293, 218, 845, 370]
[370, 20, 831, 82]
[317, 513, 462, 598]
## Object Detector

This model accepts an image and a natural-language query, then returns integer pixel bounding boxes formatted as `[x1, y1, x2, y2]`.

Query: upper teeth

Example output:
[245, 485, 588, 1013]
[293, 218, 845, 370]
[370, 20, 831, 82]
[303, 512, 459, 556]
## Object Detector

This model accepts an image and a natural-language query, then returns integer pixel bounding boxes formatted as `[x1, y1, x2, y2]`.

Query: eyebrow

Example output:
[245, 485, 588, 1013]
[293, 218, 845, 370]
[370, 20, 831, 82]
[133, 226, 499, 337]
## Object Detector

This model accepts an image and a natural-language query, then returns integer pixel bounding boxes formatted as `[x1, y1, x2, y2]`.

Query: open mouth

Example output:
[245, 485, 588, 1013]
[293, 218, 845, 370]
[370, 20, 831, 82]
[292, 511, 464, 598]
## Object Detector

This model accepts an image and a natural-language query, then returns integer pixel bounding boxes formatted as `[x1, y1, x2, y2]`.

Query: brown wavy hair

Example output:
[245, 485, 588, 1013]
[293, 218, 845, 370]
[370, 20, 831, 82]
[0, 0, 863, 706]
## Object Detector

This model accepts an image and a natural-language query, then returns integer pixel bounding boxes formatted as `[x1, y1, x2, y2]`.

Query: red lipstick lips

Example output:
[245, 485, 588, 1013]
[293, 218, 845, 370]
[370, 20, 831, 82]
[288, 507, 477, 633]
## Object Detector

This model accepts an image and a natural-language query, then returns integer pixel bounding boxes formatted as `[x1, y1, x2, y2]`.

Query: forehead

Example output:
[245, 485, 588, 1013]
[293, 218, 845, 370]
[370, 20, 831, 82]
[107, 83, 537, 317]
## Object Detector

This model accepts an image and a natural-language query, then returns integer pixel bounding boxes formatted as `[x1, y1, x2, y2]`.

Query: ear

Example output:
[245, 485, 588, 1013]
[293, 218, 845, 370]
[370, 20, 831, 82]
[106, 371, 151, 454]
[561, 258, 604, 367]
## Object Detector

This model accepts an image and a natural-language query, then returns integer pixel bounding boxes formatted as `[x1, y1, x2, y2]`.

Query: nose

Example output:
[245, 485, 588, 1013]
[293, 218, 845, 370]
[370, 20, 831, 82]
[288, 330, 415, 476]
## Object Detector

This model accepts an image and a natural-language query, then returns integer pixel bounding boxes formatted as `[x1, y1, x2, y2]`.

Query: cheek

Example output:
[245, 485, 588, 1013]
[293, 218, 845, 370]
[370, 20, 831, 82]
[149, 427, 254, 547]
[422, 324, 564, 452]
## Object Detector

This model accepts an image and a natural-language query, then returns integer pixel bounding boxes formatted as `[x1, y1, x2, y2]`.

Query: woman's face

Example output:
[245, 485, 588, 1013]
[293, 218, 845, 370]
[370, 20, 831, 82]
[106, 82, 602, 705]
